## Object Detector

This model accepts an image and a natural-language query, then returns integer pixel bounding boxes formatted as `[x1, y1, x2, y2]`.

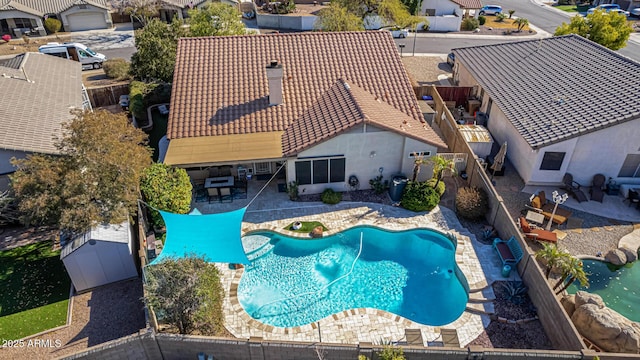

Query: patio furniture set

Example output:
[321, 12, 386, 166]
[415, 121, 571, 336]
[191, 166, 248, 203]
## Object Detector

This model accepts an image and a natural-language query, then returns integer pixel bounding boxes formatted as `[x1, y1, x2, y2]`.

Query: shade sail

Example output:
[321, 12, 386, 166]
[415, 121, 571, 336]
[150, 207, 249, 265]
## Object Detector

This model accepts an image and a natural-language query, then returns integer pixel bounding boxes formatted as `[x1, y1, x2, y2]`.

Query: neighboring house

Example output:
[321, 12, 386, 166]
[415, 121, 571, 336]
[452, 35, 640, 187]
[0, 0, 112, 37]
[164, 31, 447, 194]
[156, 0, 238, 23]
[420, 0, 482, 32]
[0, 52, 91, 178]
[61, 221, 138, 292]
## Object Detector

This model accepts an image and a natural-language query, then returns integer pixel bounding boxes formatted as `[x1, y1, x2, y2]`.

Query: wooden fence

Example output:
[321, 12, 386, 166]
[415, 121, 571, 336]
[86, 84, 129, 108]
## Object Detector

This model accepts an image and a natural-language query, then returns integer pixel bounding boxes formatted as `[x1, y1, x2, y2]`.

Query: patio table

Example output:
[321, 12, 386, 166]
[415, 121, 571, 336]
[205, 176, 235, 199]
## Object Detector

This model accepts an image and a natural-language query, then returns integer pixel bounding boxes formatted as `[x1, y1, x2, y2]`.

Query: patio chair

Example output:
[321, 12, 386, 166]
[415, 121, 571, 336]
[526, 191, 572, 226]
[219, 187, 233, 203]
[590, 174, 606, 202]
[518, 216, 557, 243]
[207, 188, 219, 203]
[627, 189, 640, 208]
[561, 173, 588, 203]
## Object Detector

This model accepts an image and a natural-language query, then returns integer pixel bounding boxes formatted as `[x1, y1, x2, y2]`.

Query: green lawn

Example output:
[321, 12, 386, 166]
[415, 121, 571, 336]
[283, 221, 328, 233]
[0, 241, 71, 340]
[148, 107, 169, 162]
[554, 5, 579, 12]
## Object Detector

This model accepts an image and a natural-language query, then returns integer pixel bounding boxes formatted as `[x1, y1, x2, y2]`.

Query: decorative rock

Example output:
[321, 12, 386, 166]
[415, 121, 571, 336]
[605, 249, 627, 266]
[619, 247, 638, 263]
[310, 226, 323, 238]
[574, 291, 605, 309]
[561, 294, 576, 318]
[571, 304, 640, 353]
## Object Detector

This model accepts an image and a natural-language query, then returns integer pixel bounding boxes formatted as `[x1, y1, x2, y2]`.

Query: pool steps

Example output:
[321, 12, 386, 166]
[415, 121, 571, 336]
[245, 241, 274, 262]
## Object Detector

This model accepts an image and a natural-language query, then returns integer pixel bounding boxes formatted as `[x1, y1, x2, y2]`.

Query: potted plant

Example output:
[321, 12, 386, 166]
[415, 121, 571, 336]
[292, 221, 302, 230]
[287, 180, 299, 201]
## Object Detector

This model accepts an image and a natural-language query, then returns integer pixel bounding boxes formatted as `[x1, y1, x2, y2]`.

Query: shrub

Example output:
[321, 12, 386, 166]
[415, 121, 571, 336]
[102, 58, 131, 80]
[478, 16, 486, 25]
[129, 81, 172, 120]
[455, 186, 489, 219]
[400, 181, 440, 212]
[461, 17, 479, 31]
[44, 18, 61, 34]
[496, 13, 507, 22]
[140, 163, 192, 229]
[426, 178, 445, 196]
[369, 175, 389, 195]
[321, 188, 342, 204]
[129, 81, 147, 120]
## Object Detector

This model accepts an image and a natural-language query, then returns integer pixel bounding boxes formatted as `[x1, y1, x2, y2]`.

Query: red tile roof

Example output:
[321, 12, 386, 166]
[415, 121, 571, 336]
[168, 31, 446, 149]
[282, 80, 441, 156]
[450, 0, 483, 9]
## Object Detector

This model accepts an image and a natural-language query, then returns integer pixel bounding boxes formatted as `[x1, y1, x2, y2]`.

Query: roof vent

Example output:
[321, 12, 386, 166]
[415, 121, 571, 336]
[343, 81, 350, 90]
[266, 60, 283, 106]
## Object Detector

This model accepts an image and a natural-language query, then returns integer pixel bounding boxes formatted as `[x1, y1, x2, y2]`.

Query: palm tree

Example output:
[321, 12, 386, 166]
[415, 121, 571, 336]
[535, 242, 565, 279]
[514, 18, 529, 32]
[411, 155, 428, 182]
[553, 257, 589, 294]
[508, 9, 515, 19]
[429, 155, 457, 188]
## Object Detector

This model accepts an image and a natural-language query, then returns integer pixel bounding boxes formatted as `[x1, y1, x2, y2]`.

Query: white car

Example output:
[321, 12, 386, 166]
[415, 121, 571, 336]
[587, 4, 628, 16]
[631, 7, 640, 17]
[388, 28, 409, 38]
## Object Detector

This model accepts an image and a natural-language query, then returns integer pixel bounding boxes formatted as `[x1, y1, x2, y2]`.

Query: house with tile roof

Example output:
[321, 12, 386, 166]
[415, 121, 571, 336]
[452, 35, 640, 187]
[0, 0, 111, 37]
[0, 52, 91, 179]
[165, 31, 447, 194]
[420, 0, 482, 32]
[155, 0, 238, 23]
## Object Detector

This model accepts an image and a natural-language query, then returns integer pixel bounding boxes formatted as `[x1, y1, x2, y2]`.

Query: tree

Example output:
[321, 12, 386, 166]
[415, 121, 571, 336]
[316, 3, 365, 31]
[553, 256, 589, 295]
[111, 0, 161, 27]
[44, 18, 61, 34]
[535, 242, 567, 279]
[10, 110, 152, 232]
[0, 190, 20, 226]
[144, 256, 225, 335]
[188, 3, 246, 37]
[514, 17, 529, 32]
[130, 17, 186, 82]
[429, 155, 456, 189]
[140, 163, 192, 229]
[508, 9, 515, 19]
[411, 155, 428, 182]
[554, 11, 632, 50]
[320, 0, 419, 29]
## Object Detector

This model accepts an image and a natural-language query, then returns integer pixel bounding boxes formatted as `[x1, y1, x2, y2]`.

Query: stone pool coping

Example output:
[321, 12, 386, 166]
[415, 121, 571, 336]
[218, 203, 494, 347]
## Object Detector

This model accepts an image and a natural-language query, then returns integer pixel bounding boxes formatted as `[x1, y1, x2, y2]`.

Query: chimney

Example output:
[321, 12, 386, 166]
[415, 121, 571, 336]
[266, 60, 283, 106]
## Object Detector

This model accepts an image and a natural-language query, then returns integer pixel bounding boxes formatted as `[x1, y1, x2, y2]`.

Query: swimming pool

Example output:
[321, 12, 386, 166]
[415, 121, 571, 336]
[238, 226, 469, 328]
[567, 259, 639, 322]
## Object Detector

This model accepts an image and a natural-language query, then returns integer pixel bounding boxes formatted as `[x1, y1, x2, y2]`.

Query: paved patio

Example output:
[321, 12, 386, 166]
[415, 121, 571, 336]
[203, 202, 519, 347]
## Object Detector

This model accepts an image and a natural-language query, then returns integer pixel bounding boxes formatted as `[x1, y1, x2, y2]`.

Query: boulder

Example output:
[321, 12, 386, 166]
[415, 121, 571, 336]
[560, 294, 576, 318]
[310, 226, 324, 238]
[619, 247, 638, 263]
[574, 291, 605, 309]
[571, 304, 640, 353]
[605, 249, 627, 266]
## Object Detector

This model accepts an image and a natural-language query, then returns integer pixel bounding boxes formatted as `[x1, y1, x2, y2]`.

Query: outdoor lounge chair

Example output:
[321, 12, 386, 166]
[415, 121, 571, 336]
[519, 216, 558, 243]
[527, 191, 572, 225]
[590, 174, 606, 203]
[561, 173, 588, 203]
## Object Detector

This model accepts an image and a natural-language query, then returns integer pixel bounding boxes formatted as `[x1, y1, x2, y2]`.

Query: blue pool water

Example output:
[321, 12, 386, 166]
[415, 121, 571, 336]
[567, 259, 639, 322]
[238, 226, 469, 328]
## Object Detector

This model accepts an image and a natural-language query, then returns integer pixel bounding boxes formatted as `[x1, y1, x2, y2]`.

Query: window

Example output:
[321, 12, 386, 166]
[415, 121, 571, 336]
[425, 9, 436, 16]
[409, 151, 431, 158]
[618, 154, 640, 177]
[295, 157, 345, 185]
[14, 18, 36, 28]
[540, 152, 565, 171]
[78, 49, 89, 58]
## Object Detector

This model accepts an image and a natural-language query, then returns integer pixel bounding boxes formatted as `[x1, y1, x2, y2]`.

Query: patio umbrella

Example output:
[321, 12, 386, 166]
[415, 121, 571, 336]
[490, 142, 508, 181]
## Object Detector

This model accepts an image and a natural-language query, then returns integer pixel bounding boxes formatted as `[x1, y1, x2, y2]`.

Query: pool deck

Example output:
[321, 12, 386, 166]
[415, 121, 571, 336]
[212, 202, 520, 347]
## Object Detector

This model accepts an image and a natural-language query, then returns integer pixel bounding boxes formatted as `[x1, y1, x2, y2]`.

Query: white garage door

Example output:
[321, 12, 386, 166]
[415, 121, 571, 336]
[67, 12, 107, 32]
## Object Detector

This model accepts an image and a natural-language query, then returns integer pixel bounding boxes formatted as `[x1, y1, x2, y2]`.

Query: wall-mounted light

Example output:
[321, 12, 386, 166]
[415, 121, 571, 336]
[370, 151, 376, 158]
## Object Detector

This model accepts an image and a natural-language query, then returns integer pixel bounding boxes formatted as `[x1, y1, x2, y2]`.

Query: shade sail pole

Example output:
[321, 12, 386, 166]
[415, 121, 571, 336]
[245, 161, 288, 209]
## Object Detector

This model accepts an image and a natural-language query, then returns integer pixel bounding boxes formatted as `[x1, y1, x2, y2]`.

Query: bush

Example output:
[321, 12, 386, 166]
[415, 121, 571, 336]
[321, 188, 342, 204]
[426, 178, 445, 196]
[140, 164, 193, 229]
[478, 16, 486, 25]
[400, 181, 440, 212]
[461, 17, 479, 31]
[44, 18, 61, 34]
[496, 13, 507, 22]
[455, 186, 489, 219]
[369, 175, 389, 195]
[102, 58, 131, 80]
[129, 81, 172, 120]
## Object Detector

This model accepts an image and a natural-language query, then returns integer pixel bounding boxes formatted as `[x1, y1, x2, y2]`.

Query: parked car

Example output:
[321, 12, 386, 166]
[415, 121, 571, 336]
[631, 7, 640, 17]
[384, 28, 409, 38]
[587, 4, 626, 15]
[447, 53, 455, 67]
[38, 42, 106, 70]
[478, 5, 502, 15]
[609, 8, 630, 16]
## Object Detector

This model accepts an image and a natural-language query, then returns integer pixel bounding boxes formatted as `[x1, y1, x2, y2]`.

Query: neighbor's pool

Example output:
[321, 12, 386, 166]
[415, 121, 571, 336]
[567, 259, 639, 322]
[238, 226, 469, 328]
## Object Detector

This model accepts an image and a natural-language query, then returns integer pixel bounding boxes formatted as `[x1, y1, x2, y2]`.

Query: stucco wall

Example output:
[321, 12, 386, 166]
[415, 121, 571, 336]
[256, 13, 317, 31]
[285, 125, 437, 194]
[426, 15, 461, 32]
[422, 0, 459, 16]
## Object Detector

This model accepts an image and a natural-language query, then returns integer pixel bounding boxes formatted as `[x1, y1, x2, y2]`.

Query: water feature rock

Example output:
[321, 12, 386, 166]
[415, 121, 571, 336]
[574, 291, 605, 309]
[619, 247, 638, 263]
[560, 294, 576, 318]
[571, 303, 640, 353]
[605, 249, 627, 266]
[310, 226, 323, 238]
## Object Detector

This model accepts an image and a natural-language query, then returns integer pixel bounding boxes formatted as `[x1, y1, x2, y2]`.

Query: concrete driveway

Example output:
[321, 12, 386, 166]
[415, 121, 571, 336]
[69, 23, 135, 51]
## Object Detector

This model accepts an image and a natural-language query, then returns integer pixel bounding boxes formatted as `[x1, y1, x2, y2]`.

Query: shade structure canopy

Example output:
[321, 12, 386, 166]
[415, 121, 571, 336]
[491, 142, 508, 172]
[150, 207, 249, 265]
